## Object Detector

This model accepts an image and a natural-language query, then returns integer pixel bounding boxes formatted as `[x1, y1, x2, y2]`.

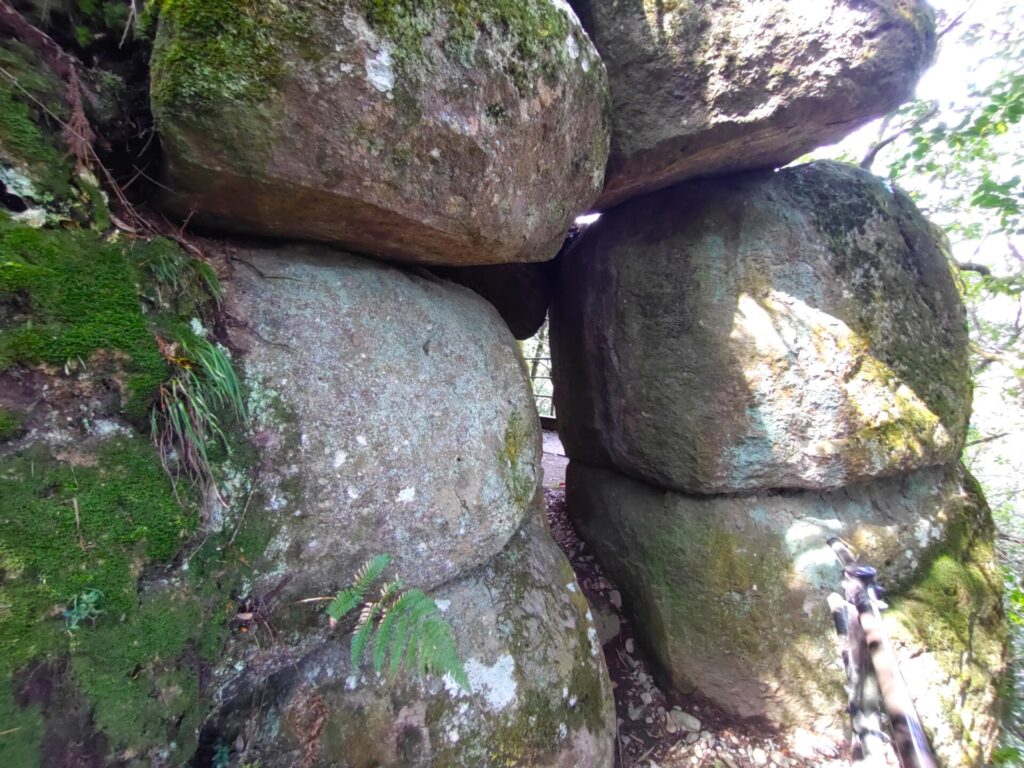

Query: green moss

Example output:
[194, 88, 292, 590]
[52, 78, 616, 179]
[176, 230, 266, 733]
[0, 438, 196, 677]
[889, 478, 1004, 654]
[792, 163, 970, 436]
[0, 41, 73, 201]
[644, 514, 796, 664]
[501, 411, 536, 508]
[0, 222, 179, 420]
[0, 407, 23, 440]
[0, 686, 43, 768]
[884, 471, 1006, 759]
[71, 588, 202, 758]
[150, 0, 301, 113]
[361, 0, 571, 93]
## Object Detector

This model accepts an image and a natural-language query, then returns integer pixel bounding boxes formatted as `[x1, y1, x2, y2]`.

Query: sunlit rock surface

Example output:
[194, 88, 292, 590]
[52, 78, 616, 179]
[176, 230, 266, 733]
[551, 162, 970, 494]
[570, 0, 935, 208]
[150, 0, 609, 266]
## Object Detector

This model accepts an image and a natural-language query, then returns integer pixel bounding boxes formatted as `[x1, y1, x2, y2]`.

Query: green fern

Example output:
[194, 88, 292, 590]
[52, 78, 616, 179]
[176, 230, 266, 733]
[326, 555, 470, 692]
[326, 554, 391, 620]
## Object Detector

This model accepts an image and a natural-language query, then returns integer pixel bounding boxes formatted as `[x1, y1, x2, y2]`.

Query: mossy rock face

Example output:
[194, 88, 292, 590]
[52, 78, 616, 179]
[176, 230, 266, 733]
[565, 460, 1005, 750]
[197, 510, 616, 767]
[570, 0, 935, 208]
[149, 0, 610, 266]
[0, 130, 259, 764]
[551, 161, 970, 495]
[884, 472, 1007, 767]
[224, 242, 541, 606]
[0, 38, 89, 223]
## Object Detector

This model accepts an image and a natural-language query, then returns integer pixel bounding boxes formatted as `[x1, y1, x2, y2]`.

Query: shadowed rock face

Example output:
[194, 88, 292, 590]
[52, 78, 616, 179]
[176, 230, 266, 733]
[551, 162, 970, 495]
[200, 512, 617, 768]
[150, 0, 610, 266]
[566, 460, 1005, 763]
[225, 242, 541, 602]
[570, 0, 935, 208]
[433, 261, 555, 340]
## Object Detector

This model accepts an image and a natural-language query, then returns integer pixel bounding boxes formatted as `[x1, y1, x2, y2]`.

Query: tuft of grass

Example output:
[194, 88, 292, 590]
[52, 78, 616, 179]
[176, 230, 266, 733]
[140, 237, 223, 309]
[150, 336, 245, 501]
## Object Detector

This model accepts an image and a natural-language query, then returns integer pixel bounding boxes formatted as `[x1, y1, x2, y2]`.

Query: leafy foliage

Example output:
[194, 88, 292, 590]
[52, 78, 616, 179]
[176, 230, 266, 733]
[326, 555, 470, 692]
[63, 588, 104, 631]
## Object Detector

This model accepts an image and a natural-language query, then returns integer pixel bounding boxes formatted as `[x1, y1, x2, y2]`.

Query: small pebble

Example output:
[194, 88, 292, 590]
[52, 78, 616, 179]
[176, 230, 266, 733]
[625, 638, 635, 653]
[753, 746, 768, 765]
[609, 590, 623, 609]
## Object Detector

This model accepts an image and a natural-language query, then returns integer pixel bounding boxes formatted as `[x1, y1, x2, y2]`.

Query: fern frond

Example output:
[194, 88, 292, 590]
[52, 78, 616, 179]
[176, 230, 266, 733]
[351, 600, 383, 666]
[326, 554, 391, 621]
[371, 580, 403, 673]
[322, 555, 468, 691]
[418, 609, 469, 691]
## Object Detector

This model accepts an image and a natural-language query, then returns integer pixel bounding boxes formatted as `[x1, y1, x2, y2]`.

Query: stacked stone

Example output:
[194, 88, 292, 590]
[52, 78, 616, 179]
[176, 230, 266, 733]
[148, 2, 617, 766]
[549, 2, 1005, 766]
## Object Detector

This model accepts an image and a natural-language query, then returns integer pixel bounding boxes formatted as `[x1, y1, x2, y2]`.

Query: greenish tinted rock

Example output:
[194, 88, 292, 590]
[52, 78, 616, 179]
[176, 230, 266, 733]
[0, 38, 74, 210]
[150, 0, 610, 266]
[551, 162, 970, 494]
[565, 459, 1004, 748]
[884, 472, 1007, 767]
[224, 243, 542, 604]
[570, 0, 935, 208]
[198, 510, 616, 768]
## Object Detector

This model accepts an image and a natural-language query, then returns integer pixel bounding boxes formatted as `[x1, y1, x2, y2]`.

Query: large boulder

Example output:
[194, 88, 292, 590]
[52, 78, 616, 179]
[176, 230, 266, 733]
[150, 1, 610, 266]
[551, 162, 970, 494]
[200, 512, 617, 768]
[225, 242, 541, 602]
[566, 460, 1005, 761]
[569, 0, 935, 208]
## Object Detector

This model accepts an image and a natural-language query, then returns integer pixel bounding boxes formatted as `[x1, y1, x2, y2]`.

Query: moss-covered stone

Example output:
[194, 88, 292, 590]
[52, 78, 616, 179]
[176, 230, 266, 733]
[885, 471, 1007, 767]
[501, 410, 540, 509]
[150, 0, 610, 267]
[0, 39, 74, 204]
[149, 0, 292, 114]
[551, 161, 970, 494]
[572, 0, 935, 207]
[566, 459, 1005, 747]
[197, 511, 616, 767]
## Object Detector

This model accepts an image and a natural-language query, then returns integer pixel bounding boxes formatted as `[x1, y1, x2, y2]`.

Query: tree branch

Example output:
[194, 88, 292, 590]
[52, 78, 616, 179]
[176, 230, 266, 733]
[966, 431, 1009, 447]
[955, 260, 992, 276]
[859, 103, 939, 171]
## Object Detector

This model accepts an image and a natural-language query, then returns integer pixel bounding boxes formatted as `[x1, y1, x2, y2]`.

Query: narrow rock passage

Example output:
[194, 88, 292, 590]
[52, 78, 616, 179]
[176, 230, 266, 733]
[544, 478, 864, 768]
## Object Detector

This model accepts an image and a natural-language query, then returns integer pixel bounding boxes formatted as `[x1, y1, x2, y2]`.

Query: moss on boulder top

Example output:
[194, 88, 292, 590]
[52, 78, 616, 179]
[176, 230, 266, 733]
[149, 0, 610, 266]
